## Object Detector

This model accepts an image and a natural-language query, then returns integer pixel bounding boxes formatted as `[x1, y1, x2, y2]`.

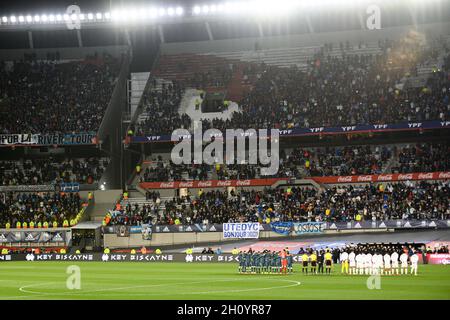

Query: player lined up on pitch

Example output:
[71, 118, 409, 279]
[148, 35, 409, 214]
[300, 249, 334, 274]
[237, 249, 293, 274]
[339, 244, 420, 276]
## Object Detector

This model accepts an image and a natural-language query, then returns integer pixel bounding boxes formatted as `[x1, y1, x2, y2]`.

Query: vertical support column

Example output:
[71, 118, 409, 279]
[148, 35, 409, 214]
[28, 30, 34, 49]
[158, 24, 165, 43]
[257, 22, 264, 38]
[124, 29, 132, 46]
[76, 29, 83, 47]
[306, 15, 314, 33]
[357, 13, 365, 30]
[205, 21, 214, 40]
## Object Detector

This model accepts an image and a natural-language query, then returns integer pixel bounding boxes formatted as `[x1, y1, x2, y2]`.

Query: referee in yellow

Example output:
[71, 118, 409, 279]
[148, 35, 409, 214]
[324, 249, 333, 274]
[301, 251, 309, 274]
[310, 251, 318, 274]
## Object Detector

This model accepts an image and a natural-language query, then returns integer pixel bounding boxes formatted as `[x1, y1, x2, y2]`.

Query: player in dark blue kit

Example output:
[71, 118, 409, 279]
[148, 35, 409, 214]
[238, 251, 244, 273]
[287, 250, 293, 273]
[276, 252, 282, 273]
[271, 252, 278, 273]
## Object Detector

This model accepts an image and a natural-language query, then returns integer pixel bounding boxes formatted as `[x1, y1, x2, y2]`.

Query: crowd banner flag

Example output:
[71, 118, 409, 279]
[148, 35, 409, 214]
[293, 222, 326, 235]
[270, 221, 293, 235]
[0, 132, 97, 146]
[223, 223, 260, 239]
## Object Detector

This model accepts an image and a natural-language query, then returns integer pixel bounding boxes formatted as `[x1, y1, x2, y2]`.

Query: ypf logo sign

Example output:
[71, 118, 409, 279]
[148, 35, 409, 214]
[66, 5, 81, 30]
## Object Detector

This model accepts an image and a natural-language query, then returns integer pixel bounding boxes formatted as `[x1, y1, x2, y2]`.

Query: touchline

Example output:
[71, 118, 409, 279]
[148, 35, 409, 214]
[171, 121, 279, 176]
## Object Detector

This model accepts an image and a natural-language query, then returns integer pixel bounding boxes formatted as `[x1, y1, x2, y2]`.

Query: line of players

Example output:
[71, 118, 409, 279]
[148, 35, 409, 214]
[340, 247, 420, 276]
[237, 249, 293, 274]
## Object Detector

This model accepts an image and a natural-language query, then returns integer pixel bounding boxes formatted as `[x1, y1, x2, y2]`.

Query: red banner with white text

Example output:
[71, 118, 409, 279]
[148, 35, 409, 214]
[139, 171, 450, 189]
[310, 171, 450, 184]
[139, 178, 287, 189]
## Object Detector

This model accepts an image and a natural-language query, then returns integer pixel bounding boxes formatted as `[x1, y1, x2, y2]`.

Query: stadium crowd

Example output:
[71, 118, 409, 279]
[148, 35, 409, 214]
[133, 38, 450, 136]
[0, 158, 109, 185]
[107, 180, 449, 226]
[139, 142, 447, 183]
[133, 81, 191, 137]
[0, 192, 83, 228]
[0, 54, 120, 134]
[392, 143, 450, 174]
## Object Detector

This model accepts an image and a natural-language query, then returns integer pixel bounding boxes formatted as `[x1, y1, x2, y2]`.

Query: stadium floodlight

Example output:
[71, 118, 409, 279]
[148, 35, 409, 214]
[130, 9, 139, 20]
[56, 14, 62, 21]
[63, 14, 70, 21]
[34, 15, 40, 22]
[104, 12, 110, 19]
[87, 13, 94, 20]
[26, 15, 32, 22]
[193, 6, 201, 15]
[111, 10, 119, 20]
[18, 15, 25, 23]
[96, 12, 102, 19]
[176, 7, 184, 16]
[70, 13, 77, 21]
[158, 8, 166, 16]
[168, 7, 175, 16]
[41, 15, 48, 22]
[10, 16, 17, 23]
[49, 14, 55, 22]
[1, 16, 7, 23]
[149, 8, 158, 18]
[202, 5, 210, 14]
[79, 13, 85, 20]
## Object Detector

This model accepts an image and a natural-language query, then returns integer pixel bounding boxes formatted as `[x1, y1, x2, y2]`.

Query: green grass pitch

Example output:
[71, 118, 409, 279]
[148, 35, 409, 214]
[0, 262, 449, 300]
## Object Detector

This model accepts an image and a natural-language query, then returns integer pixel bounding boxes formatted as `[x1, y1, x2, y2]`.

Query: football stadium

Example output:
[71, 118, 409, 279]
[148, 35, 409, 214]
[0, 0, 449, 303]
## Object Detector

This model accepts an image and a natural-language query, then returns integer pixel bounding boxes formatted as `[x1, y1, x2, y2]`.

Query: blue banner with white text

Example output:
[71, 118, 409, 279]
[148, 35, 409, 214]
[131, 120, 450, 143]
[270, 222, 294, 235]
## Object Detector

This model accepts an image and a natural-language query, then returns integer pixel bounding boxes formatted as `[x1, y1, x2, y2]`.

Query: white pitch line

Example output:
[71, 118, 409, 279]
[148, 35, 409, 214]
[84, 279, 302, 297]
[9, 277, 301, 299]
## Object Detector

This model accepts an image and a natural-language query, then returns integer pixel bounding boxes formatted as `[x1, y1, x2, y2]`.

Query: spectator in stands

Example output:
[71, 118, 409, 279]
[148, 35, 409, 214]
[0, 53, 120, 134]
[0, 192, 82, 228]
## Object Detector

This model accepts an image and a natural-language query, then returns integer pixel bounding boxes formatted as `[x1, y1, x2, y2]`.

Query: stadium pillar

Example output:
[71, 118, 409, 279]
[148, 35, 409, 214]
[205, 22, 214, 41]
[357, 13, 365, 29]
[306, 16, 314, 33]
[27, 31, 34, 49]
[158, 25, 165, 43]
[76, 29, 83, 47]
[257, 23, 264, 38]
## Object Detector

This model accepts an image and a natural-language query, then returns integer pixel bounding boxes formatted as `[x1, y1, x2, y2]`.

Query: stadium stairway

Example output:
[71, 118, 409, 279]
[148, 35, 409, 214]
[226, 63, 250, 102]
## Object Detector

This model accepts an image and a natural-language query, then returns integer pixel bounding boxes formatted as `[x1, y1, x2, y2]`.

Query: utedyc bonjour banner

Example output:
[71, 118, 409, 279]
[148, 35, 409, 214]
[223, 223, 260, 239]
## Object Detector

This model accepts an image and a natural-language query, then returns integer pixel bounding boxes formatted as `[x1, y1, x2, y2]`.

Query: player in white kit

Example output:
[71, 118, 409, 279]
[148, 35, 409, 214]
[371, 253, 378, 275]
[391, 251, 399, 275]
[400, 251, 408, 275]
[365, 252, 373, 275]
[377, 253, 383, 274]
[355, 253, 363, 275]
[383, 253, 391, 275]
[410, 251, 419, 276]
[360, 253, 366, 275]
[349, 250, 356, 275]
